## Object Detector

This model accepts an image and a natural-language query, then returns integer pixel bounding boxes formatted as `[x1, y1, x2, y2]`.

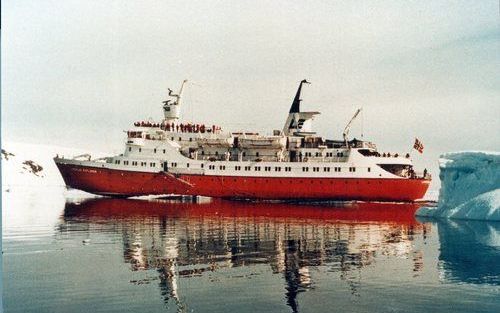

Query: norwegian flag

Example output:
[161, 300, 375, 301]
[413, 138, 424, 154]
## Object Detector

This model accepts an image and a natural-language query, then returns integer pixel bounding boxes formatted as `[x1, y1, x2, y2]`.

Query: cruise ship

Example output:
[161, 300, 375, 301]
[54, 80, 431, 201]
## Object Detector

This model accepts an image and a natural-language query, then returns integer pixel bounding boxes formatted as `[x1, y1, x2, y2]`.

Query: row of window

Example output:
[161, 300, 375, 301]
[128, 146, 346, 159]
[203, 165, 370, 172]
[304, 152, 345, 157]
[171, 137, 194, 142]
[115, 159, 157, 167]
[129, 147, 168, 154]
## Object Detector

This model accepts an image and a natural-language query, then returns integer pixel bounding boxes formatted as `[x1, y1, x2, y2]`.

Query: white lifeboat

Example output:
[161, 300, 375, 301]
[238, 135, 286, 149]
[197, 136, 234, 148]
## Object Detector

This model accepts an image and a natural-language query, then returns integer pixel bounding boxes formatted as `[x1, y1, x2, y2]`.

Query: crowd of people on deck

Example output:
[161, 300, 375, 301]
[380, 152, 411, 158]
[133, 121, 221, 133]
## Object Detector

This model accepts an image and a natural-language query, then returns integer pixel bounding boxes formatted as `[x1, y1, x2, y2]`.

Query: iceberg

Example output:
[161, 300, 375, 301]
[416, 151, 500, 221]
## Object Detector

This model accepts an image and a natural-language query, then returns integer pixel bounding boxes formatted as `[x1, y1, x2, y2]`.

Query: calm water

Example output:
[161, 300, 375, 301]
[2, 188, 500, 313]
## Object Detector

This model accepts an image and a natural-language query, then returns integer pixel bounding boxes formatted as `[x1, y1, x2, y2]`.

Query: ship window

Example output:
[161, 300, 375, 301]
[256, 152, 260, 157]
[302, 167, 309, 172]
[275, 167, 281, 171]
[254, 166, 261, 171]
[128, 147, 132, 152]
[124, 161, 129, 165]
[215, 151, 219, 156]
[201, 151, 205, 155]
[163, 149, 166, 154]
[243, 152, 246, 157]
[235, 166, 241, 171]
[171, 137, 174, 140]
[265, 166, 271, 171]
[285, 167, 291, 172]
[139, 148, 141, 152]
[219, 165, 225, 170]
[245, 166, 251, 171]
[324, 167, 330, 172]
[178, 137, 182, 141]
[368, 167, 371, 172]
[154, 149, 157, 153]
[201, 164, 204, 168]
[349, 167, 356, 172]
[316, 152, 321, 157]
[189, 138, 193, 142]
[187, 163, 190, 168]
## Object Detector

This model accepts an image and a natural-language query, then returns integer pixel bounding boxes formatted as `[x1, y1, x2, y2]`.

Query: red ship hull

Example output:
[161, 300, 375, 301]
[56, 163, 430, 201]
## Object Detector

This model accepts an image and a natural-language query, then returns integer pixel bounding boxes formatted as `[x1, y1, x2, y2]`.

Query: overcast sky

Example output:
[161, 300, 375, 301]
[2, 0, 499, 188]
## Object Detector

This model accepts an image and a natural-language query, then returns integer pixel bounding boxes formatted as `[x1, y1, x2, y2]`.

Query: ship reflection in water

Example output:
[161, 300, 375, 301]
[61, 198, 429, 312]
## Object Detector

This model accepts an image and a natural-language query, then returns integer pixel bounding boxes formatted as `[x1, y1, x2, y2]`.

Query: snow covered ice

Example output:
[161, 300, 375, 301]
[1, 141, 108, 197]
[417, 151, 500, 221]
